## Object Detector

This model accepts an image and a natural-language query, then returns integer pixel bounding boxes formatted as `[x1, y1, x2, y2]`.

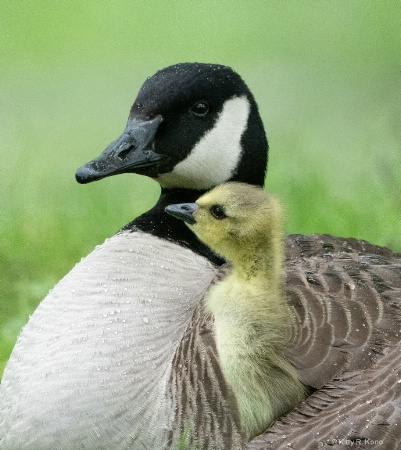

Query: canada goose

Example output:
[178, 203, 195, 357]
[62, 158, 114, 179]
[165, 182, 309, 439]
[0, 62, 267, 450]
[1, 63, 400, 449]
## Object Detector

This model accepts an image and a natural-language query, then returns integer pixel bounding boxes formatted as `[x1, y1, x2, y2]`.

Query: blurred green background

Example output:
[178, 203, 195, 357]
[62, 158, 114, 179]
[1, 1, 400, 377]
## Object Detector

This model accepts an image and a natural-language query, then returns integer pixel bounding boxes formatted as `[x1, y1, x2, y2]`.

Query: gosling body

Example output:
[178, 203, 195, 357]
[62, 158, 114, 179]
[167, 183, 307, 439]
[207, 266, 306, 439]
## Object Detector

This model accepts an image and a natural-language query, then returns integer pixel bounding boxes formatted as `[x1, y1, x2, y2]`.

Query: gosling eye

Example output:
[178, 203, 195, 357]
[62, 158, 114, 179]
[210, 205, 227, 220]
[190, 101, 209, 117]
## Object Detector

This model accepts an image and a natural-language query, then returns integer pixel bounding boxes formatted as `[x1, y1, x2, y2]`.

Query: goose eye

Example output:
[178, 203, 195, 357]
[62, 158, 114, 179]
[190, 101, 209, 117]
[210, 205, 227, 220]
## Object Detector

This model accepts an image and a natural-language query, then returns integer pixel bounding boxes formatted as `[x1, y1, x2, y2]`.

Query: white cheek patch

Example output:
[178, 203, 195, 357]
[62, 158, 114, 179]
[156, 96, 250, 190]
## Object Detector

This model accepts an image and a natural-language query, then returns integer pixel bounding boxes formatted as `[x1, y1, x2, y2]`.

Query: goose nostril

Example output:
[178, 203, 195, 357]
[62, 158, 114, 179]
[181, 205, 192, 211]
[117, 146, 135, 161]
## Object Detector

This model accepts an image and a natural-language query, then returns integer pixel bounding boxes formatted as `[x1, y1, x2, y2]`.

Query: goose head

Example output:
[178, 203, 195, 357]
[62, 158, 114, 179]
[76, 63, 268, 190]
[165, 182, 283, 272]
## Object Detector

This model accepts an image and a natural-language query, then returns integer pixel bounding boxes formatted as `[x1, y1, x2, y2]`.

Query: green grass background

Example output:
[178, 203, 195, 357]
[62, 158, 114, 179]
[1, 1, 400, 377]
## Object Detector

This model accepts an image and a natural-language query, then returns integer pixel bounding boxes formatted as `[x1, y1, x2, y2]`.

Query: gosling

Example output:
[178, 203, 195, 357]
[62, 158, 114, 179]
[165, 182, 308, 439]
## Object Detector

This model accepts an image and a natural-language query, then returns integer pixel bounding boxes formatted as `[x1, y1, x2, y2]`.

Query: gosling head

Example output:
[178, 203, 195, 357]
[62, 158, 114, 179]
[165, 182, 283, 266]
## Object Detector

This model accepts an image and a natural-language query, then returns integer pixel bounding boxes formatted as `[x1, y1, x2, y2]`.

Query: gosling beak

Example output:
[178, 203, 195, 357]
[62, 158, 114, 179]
[76, 116, 166, 184]
[165, 203, 198, 225]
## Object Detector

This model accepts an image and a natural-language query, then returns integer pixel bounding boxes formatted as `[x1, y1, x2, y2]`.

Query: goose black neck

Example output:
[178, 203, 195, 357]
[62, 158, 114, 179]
[123, 188, 225, 266]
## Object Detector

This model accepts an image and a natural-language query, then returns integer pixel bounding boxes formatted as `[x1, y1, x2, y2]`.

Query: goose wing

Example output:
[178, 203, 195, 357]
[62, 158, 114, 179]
[247, 343, 401, 449]
[285, 233, 401, 388]
[169, 235, 401, 449]
[246, 233, 401, 448]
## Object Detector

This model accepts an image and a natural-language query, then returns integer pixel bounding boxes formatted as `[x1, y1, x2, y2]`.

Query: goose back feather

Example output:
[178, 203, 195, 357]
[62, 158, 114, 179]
[162, 234, 401, 449]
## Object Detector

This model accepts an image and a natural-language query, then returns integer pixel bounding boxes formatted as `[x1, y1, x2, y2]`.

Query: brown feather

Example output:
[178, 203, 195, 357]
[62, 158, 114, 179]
[169, 233, 401, 448]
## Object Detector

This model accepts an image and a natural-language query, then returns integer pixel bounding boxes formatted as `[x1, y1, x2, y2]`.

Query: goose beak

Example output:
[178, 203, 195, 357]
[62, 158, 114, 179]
[165, 203, 198, 225]
[76, 116, 166, 184]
